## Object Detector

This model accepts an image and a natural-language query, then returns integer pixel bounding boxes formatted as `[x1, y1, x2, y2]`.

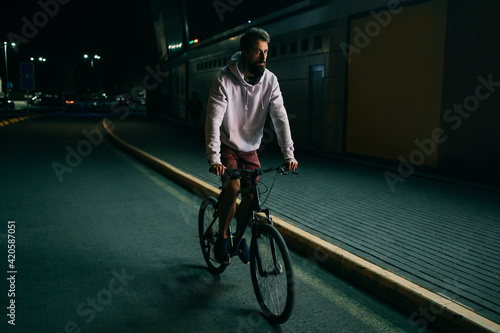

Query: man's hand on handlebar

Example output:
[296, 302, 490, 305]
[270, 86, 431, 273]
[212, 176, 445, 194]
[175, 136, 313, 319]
[210, 159, 297, 176]
[284, 158, 298, 172]
[209, 163, 226, 176]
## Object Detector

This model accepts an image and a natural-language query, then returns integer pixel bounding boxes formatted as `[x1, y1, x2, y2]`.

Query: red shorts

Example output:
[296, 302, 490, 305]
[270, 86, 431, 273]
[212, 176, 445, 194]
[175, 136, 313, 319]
[221, 145, 261, 189]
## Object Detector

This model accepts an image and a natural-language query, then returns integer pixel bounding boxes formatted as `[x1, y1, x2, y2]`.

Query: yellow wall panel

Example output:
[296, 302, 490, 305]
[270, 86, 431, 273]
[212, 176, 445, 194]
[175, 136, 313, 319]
[346, 0, 447, 167]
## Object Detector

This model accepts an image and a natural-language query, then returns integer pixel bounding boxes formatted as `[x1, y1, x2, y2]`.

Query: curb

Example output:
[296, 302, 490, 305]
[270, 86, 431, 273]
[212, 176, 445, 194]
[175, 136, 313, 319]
[102, 119, 500, 333]
[0, 114, 44, 127]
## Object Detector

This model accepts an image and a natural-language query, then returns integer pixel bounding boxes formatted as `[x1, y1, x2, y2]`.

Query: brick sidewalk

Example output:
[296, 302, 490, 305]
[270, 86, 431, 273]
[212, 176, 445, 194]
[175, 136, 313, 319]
[110, 115, 500, 324]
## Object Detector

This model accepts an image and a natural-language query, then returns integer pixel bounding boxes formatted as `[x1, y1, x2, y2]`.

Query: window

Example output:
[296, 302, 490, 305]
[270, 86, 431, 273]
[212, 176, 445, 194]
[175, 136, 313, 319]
[313, 35, 322, 50]
[270, 45, 277, 57]
[290, 41, 297, 54]
[280, 44, 287, 56]
[301, 38, 309, 52]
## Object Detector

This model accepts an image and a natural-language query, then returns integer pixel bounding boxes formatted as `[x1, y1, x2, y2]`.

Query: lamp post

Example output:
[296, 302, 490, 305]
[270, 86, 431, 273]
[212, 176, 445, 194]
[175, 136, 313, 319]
[83, 54, 101, 92]
[28, 57, 47, 93]
[3, 42, 16, 98]
[3, 41, 9, 98]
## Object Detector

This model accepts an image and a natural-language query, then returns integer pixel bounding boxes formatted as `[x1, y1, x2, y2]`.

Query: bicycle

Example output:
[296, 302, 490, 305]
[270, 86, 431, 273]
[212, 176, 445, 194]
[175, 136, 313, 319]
[198, 165, 296, 324]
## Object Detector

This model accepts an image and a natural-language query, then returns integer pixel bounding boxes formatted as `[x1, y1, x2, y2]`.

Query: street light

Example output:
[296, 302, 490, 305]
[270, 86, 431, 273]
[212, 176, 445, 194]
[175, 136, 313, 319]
[2, 42, 16, 98]
[83, 54, 101, 68]
[30, 57, 46, 62]
[28, 56, 48, 92]
[83, 54, 101, 92]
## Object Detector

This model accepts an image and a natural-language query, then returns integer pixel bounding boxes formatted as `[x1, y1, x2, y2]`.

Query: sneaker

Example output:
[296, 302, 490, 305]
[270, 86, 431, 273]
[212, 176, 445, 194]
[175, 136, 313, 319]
[214, 238, 230, 264]
[238, 238, 250, 264]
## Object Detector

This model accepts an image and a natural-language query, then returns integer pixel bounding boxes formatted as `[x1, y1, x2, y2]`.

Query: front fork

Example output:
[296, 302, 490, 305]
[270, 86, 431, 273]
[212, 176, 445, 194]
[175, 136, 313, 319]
[253, 208, 272, 226]
[252, 210, 282, 276]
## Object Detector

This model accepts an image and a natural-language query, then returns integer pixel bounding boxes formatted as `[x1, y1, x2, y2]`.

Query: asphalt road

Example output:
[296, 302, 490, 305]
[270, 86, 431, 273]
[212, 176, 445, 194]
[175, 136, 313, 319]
[0, 112, 437, 332]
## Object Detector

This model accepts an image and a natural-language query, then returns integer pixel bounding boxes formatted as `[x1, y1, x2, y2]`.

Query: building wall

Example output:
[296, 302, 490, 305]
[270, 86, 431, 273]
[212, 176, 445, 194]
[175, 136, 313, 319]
[345, 0, 448, 167]
[438, 0, 500, 184]
[341, 0, 499, 184]
[148, 0, 500, 185]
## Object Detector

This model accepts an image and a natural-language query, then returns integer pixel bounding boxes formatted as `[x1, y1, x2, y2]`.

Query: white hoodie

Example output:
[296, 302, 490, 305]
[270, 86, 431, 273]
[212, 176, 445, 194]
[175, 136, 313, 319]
[205, 51, 295, 165]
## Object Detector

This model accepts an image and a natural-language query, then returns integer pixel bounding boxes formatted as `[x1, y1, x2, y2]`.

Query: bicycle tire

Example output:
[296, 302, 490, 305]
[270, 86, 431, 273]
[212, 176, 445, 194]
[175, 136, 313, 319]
[250, 223, 295, 324]
[198, 196, 227, 274]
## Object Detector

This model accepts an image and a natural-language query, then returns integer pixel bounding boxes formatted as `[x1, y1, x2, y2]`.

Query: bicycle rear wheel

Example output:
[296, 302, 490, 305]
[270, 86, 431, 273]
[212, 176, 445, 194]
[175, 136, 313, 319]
[198, 196, 227, 274]
[250, 223, 295, 324]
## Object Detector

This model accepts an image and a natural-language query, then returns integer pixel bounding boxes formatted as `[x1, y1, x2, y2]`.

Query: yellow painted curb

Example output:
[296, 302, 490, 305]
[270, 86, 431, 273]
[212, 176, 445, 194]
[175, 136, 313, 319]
[0, 114, 49, 129]
[102, 119, 500, 333]
[271, 216, 500, 333]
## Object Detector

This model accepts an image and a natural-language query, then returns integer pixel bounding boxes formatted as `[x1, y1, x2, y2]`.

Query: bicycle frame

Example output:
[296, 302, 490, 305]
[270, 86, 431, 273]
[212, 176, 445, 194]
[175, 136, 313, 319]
[226, 168, 272, 257]
[203, 165, 290, 265]
[199, 165, 296, 323]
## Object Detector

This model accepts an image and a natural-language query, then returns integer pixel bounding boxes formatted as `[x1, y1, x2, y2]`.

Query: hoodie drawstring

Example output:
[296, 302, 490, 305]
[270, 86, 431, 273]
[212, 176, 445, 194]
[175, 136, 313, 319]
[243, 86, 265, 111]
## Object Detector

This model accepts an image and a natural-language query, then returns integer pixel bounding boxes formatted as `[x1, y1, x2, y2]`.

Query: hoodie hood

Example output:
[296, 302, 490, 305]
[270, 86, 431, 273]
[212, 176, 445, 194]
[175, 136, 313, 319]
[228, 51, 264, 86]
[228, 51, 265, 110]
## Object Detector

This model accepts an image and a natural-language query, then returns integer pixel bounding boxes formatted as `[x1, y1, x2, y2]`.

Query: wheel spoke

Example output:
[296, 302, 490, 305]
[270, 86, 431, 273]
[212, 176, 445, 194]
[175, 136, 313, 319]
[250, 224, 294, 323]
[198, 197, 226, 274]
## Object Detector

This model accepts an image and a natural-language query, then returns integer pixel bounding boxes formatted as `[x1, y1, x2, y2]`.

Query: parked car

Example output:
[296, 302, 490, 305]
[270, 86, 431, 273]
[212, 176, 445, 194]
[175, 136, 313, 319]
[0, 97, 15, 109]
[29, 92, 43, 105]
[33, 94, 61, 107]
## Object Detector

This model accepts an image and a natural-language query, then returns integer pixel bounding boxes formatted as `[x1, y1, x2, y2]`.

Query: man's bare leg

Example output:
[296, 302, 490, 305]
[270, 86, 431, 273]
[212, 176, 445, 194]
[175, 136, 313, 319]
[218, 179, 240, 239]
[235, 193, 253, 238]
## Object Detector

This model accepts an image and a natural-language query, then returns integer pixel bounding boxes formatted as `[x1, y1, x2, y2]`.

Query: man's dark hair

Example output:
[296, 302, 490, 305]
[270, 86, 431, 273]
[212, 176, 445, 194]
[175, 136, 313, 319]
[240, 27, 270, 51]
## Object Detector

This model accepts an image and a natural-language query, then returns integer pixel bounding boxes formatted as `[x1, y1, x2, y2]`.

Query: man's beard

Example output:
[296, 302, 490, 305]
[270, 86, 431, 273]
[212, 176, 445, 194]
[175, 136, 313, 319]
[249, 61, 265, 76]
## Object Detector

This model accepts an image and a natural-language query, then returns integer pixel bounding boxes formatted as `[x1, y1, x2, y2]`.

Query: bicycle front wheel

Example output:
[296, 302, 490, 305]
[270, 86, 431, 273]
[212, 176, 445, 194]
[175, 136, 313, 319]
[198, 196, 227, 274]
[250, 223, 295, 324]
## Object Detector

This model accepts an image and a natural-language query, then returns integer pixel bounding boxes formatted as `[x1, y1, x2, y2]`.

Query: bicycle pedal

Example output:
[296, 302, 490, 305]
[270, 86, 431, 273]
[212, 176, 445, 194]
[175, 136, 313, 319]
[212, 246, 231, 265]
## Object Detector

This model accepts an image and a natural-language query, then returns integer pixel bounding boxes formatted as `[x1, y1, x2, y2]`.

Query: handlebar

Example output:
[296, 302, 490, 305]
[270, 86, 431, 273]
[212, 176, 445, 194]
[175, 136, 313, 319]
[224, 164, 298, 180]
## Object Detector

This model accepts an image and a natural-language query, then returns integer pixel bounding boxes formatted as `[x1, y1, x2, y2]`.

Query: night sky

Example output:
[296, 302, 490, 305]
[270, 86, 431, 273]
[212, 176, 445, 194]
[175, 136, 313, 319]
[1, 0, 304, 96]
[185, 0, 302, 41]
[0, 0, 147, 95]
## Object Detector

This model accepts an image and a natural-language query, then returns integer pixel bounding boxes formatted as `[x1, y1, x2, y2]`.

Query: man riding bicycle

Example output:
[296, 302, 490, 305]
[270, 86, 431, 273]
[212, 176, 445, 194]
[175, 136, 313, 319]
[205, 27, 298, 265]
